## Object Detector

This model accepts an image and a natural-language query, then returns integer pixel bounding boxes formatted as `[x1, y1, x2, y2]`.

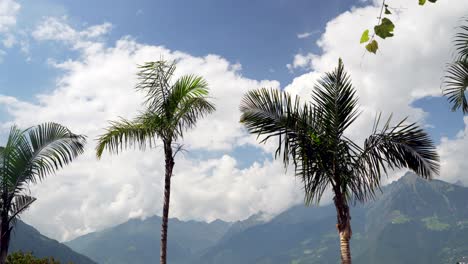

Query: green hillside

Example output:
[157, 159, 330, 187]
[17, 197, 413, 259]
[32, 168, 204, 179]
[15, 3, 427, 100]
[9, 221, 96, 264]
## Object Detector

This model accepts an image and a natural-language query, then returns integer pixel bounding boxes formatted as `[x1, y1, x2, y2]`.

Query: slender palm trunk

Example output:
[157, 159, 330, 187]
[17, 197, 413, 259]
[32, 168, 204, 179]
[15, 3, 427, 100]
[334, 192, 352, 264]
[160, 141, 174, 264]
[0, 208, 10, 264]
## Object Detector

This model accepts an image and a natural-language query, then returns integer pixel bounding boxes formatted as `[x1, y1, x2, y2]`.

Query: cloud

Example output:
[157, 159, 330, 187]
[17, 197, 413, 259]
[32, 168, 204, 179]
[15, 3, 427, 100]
[438, 117, 468, 185]
[0, 0, 19, 32]
[297, 30, 319, 39]
[32, 16, 112, 53]
[0, 0, 19, 54]
[1, 18, 293, 241]
[286, 52, 317, 71]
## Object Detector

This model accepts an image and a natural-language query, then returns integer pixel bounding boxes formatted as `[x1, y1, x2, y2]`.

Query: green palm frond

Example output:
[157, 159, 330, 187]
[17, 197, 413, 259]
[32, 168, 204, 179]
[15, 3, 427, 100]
[2, 123, 86, 190]
[136, 61, 176, 113]
[240, 88, 329, 204]
[443, 60, 468, 113]
[312, 58, 360, 138]
[169, 75, 215, 139]
[454, 20, 468, 61]
[359, 114, 439, 196]
[25, 123, 87, 182]
[9, 195, 36, 223]
[96, 115, 162, 158]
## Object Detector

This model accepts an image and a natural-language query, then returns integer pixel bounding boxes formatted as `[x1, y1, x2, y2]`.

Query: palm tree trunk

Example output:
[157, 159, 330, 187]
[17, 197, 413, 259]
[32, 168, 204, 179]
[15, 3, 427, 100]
[334, 192, 352, 264]
[160, 141, 174, 264]
[0, 210, 11, 264]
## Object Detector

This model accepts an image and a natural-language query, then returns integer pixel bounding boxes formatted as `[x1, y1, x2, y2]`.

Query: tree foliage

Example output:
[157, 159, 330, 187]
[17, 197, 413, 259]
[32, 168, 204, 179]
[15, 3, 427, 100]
[361, 0, 437, 54]
[443, 18, 468, 113]
[240, 59, 439, 263]
[6, 252, 70, 264]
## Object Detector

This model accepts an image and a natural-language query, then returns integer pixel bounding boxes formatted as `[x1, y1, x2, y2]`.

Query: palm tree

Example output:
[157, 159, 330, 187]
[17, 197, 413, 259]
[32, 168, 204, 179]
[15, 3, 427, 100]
[443, 18, 468, 113]
[0, 123, 86, 264]
[240, 59, 439, 264]
[96, 60, 215, 264]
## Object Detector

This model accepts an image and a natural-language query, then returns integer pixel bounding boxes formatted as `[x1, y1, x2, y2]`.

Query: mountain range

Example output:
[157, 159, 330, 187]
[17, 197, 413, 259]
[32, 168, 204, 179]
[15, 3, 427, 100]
[10, 172, 468, 263]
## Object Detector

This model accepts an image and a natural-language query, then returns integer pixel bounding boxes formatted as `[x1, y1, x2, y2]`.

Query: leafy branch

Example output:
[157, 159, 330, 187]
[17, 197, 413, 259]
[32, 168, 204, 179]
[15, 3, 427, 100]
[360, 0, 437, 54]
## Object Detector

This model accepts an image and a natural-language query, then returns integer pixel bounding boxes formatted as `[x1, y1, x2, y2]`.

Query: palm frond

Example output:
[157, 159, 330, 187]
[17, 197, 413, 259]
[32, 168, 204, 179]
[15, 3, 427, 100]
[96, 115, 161, 158]
[442, 60, 468, 113]
[454, 20, 468, 61]
[136, 61, 176, 113]
[24, 123, 87, 183]
[358, 114, 439, 194]
[240, 88, 330, 204]
[312, 58, 360, 138]
[168, 75, 215, 139]
[9, 195, 36, 223]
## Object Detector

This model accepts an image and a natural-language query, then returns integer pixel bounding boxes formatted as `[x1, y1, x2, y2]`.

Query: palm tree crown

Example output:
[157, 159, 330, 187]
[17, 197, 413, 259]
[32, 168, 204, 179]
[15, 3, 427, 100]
[0, 123, 86, 263]
[96, 61, 215, 157]
[240, 59, 439, 264]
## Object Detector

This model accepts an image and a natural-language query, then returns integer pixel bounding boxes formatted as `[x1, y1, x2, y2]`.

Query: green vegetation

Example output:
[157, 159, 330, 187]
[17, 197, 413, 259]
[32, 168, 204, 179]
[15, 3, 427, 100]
[391, 211, 411, 224]
[96, 60, 215, 264]
[361, 0, 437, 54]
[443, 18, 468, 113]
[422, 216, 450, 231]
[6, 252, 62, 264]
[240, 60, 439, 264]
[0, 123, 86, 264]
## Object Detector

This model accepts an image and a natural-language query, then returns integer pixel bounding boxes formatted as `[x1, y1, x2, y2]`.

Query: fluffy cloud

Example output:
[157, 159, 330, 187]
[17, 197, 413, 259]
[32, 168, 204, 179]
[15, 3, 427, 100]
[438, 117, 468, 185]
[0, 0, 19, 32]
[286, 52, 317, 71]
[32, 16, 112, 54]
[1, 17, 297, 240]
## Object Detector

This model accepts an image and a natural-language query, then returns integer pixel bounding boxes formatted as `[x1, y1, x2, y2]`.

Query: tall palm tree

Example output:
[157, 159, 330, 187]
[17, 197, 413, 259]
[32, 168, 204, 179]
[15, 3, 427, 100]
[443, 18, 468, 113]
[96, 60, 215, 264]
[0, 123, 86, 264]
[240, 59, 439, 264]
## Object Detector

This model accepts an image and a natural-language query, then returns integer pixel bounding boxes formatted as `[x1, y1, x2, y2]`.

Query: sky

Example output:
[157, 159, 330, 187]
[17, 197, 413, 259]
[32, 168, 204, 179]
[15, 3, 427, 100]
[0, 0, 467, 241]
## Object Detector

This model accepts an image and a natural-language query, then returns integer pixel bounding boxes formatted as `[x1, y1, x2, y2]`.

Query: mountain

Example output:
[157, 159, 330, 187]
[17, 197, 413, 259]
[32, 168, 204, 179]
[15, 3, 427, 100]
[197, 173, 468, 264]
[66, 173, 468, 264]
[65, 216, 231, 264]
[9, 220, 96, 264]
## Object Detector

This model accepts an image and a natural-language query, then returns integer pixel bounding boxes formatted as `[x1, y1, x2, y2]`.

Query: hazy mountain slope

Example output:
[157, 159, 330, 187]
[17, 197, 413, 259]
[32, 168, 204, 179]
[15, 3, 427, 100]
[65, 216, 231, 264]
[9, 221, 96, 264]
[66, 173, 468, 264]
[197, 173, 468, 264]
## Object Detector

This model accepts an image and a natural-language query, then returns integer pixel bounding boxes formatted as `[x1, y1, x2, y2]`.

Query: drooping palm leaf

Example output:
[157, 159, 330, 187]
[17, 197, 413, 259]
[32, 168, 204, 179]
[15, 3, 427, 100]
[9, 195, 36, 223]
[96, 116, 160, 158]
[443, 60, 468, 113]
[240, 88, 329, 204]
[454, 19, 468, 61]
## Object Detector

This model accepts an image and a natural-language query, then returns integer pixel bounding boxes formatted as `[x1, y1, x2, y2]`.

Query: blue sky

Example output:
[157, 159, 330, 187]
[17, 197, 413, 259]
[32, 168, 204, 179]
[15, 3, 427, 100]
[0, 0, 467, 241]
[1, 0, 463, 153]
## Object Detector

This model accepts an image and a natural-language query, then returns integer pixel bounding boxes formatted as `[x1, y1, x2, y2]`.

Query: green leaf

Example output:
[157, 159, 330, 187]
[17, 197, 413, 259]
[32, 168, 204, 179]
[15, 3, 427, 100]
[385, 5, 392, 14]
[366, 40, 379, 54]
[374, 17, 395, 39]
[419, 0, 426, 5]
[360, 29, 370, 44]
